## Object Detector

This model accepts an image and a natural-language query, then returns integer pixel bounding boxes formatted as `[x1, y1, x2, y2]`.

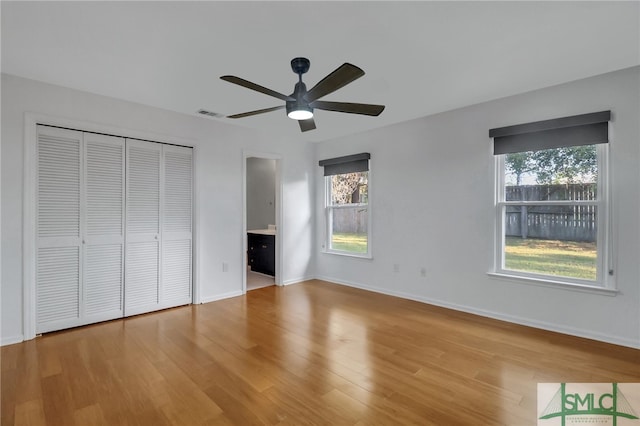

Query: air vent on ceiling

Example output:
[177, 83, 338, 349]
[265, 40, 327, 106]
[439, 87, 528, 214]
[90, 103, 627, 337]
[197, 109, 224, 118]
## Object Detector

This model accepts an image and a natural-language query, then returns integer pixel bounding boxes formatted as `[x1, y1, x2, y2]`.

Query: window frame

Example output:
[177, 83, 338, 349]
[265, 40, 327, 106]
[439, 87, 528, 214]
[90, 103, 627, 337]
[493, 144, 613, 290]
[324, 169, 372, 258]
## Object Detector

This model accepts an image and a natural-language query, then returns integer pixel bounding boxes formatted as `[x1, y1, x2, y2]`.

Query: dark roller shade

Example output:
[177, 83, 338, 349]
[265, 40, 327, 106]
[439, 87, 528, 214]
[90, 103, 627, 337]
[319, 153, 370, 176]
[490, 111, 610, 155]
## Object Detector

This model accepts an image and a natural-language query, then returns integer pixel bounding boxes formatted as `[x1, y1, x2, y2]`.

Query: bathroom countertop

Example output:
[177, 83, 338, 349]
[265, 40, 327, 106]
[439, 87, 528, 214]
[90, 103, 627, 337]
[247, 229, 276, 236]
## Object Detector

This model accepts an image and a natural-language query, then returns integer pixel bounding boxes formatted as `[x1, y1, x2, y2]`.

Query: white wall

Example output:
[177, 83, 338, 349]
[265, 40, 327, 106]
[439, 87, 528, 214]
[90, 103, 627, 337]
[246, 157, 276, 230]
[4, 67, 638, 348]
[1, 74, 316, 345]
[315, 66, 640, 348]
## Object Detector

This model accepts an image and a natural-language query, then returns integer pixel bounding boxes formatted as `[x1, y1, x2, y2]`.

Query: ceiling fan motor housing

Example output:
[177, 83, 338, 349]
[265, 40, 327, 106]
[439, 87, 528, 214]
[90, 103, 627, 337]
[286, 81, 313, 119]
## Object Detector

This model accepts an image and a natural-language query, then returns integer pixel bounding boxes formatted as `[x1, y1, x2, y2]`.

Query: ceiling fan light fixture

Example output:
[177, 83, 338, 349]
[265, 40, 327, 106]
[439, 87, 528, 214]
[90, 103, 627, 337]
[287, 108, 313, 120]
[286, 103, 313, 120]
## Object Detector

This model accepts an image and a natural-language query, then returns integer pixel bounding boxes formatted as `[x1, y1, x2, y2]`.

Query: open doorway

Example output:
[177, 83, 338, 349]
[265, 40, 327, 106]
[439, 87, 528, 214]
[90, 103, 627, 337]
[244, 153, 281, 292]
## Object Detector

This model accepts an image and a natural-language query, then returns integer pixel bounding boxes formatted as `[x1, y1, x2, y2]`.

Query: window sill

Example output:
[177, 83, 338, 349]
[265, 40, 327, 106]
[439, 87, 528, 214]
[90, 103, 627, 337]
[487, 272, 618, 296]
[322, 250, 372, 260]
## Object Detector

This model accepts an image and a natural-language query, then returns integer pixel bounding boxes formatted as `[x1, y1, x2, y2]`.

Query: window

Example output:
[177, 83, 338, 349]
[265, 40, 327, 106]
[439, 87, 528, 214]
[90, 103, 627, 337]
[319, 153, 371, 257]
[490, 111, 612, 288]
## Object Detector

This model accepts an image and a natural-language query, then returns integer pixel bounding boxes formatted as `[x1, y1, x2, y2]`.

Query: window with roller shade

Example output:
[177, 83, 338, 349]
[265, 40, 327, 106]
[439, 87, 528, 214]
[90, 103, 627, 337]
[319, 153, 371, 257]
[490, 111, 612, 288]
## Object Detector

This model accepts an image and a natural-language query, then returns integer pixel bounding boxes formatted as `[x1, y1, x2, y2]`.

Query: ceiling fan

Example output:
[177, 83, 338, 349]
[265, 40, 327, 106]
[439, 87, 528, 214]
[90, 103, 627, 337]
[220, 57, 385, 132]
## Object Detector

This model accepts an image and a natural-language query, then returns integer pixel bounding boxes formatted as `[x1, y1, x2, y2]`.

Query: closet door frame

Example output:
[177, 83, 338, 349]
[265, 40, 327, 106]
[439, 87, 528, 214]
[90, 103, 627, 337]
[23, 113, 199, 341]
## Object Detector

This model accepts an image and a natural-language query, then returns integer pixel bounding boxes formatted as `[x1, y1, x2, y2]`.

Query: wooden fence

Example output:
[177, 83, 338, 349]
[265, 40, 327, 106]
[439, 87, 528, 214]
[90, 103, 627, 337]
[332, 184, 597, 241]
[505, 183, 597, 242]
[332, 208, 368, 234]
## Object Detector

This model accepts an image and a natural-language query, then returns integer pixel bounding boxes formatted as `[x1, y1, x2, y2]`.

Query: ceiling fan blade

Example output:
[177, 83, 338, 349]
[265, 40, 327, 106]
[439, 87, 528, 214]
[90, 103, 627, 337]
[311, 101, 385, 116]
[221, 76, 294, 102]
[304, 63, 364, 103]
[227, 105, 285, 119]
[298, 118, 316, 132]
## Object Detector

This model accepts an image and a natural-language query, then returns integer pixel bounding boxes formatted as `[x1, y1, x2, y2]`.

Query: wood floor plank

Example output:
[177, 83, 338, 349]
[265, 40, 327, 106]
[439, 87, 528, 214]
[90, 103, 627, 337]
[40, 373, 76, 426]
[14, 399, 45, 426]
[73, 403, 108, 426]
[2, 280, 639, 425]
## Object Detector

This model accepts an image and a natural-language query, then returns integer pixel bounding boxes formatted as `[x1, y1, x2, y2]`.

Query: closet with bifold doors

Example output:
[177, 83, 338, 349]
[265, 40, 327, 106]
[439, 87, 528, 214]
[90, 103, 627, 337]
[35, 125, 193, 334]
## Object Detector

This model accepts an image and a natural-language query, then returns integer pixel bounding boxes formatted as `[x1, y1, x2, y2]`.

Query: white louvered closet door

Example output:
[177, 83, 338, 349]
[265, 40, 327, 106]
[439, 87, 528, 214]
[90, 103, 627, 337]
[35, 127, 192, 331]
[36, 127, 126, 333]
[162, 145, 193, 307]
[83, 133, 125, 324]
[125, 140, 162, 316]
[36, 126, 83, 333]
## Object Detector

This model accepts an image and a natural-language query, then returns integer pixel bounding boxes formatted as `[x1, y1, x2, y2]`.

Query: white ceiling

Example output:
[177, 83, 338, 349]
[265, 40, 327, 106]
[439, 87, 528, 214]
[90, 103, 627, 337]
[2, 1, 639, 142]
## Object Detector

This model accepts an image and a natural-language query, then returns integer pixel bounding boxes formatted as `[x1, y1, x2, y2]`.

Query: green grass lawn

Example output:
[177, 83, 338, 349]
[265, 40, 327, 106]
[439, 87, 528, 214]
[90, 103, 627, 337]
[331, 232, 368, 253]
[331, 233, 596, 280]
[505, 237, 596, 280]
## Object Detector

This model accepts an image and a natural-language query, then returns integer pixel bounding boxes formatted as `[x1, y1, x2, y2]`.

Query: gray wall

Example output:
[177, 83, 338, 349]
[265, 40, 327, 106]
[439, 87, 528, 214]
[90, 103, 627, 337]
[315, 66, 640, 348]
[246, 157, 276, 230]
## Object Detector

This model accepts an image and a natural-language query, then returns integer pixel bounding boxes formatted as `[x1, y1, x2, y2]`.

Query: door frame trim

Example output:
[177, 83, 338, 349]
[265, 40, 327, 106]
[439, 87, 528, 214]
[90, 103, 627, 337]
[23, 112, 198, 340]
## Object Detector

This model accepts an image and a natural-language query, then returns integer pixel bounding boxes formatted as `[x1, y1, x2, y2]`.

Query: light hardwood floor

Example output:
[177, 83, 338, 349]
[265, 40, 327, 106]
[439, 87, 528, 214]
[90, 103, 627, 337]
[2, 280, 639, 425]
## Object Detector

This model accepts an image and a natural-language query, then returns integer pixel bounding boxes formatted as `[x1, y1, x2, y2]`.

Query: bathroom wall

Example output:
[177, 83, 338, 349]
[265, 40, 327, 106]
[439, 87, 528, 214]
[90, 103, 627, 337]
[247, 157, 276, 230]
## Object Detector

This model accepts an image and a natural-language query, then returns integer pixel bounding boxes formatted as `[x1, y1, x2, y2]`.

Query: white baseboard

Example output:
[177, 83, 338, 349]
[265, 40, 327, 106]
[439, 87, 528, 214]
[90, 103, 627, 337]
[315, 275, 640, 350]
[281, 276, 314, 286]
[200, 290, 243, 304]
[1, 334, 24, 346]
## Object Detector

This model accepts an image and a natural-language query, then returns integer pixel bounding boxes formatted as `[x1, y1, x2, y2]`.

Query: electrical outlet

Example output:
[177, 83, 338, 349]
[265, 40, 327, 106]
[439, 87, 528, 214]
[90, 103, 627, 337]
[420, 267, 427, 277]
[222, 262, 228, 272]
[393, 264, 400, 273]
